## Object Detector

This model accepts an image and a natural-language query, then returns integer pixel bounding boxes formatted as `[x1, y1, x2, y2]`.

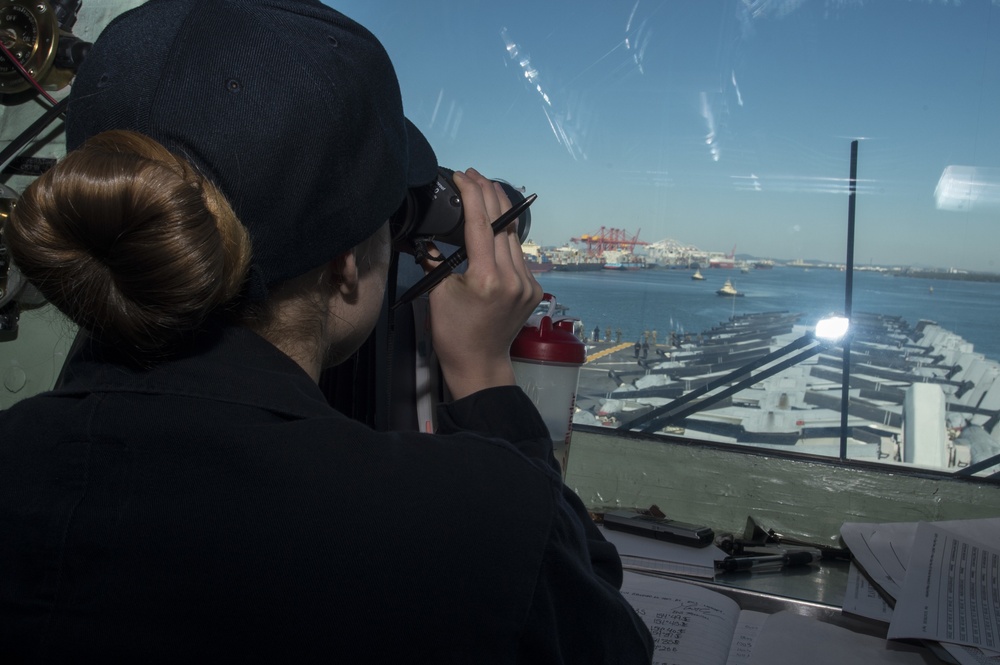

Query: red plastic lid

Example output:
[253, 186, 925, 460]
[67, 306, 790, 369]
[510, 315, 586, 364]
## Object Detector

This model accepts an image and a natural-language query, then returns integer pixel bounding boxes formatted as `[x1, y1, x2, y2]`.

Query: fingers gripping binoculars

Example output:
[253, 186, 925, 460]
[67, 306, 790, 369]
[390, 167, 531, 253]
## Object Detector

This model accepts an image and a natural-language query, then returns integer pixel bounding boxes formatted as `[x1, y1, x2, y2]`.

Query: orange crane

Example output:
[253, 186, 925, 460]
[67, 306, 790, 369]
[570, 227, 649, 257]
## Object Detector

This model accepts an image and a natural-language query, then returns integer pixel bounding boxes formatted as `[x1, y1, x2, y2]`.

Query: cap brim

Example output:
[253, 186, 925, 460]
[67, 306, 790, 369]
[405, 118, 438, 187]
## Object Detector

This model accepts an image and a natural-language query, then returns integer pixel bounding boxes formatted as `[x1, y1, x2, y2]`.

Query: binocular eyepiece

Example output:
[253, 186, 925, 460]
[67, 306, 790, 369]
[391, 167, 531, 252]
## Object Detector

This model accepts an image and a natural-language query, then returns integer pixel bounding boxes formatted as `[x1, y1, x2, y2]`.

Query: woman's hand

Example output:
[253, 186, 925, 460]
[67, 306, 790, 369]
[422, 168, 543, 400]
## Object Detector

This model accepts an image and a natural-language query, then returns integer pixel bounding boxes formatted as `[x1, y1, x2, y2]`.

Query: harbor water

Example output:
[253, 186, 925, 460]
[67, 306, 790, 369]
[535, 268, 1000, 363]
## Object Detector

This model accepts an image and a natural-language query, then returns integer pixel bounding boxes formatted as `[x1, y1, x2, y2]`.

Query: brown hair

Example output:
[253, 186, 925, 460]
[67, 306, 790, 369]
[3, 130, 251, 353]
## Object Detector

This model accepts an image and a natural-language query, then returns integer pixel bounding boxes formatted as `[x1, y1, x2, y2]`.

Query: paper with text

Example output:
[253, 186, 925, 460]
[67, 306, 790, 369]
[841, 518, 1000, 603]
[941, 642, 1000, 665]
[621, 571, 935, 664]
[602, 526, 726, 579]
[888, 522, 1000, 651]
[620, 571, 766, 665]
[843, 562, 895, 623]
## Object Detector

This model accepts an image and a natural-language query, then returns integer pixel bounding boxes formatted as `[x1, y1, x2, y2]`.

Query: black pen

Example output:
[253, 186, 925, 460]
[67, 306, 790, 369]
[391, 193, 538, 311]
[716, 550, 819, 573]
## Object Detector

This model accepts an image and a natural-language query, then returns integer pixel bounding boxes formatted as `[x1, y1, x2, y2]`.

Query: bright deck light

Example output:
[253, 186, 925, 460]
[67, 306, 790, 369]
[815, 316, 850, 341]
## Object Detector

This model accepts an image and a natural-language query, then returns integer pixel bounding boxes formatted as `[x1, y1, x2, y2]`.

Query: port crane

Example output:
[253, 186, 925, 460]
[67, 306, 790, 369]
[570, 227, 649, 257]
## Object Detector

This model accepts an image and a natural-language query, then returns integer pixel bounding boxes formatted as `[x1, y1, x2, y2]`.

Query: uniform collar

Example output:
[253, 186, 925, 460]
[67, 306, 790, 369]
[55, 325, 336, 420]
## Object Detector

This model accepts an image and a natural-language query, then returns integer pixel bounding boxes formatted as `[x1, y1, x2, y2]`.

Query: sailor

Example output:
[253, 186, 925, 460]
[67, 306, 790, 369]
[0, 1, 653, 661]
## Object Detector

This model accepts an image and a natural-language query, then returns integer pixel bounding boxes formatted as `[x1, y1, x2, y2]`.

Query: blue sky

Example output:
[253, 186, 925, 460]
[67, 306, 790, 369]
[327, 1, 1000, 271]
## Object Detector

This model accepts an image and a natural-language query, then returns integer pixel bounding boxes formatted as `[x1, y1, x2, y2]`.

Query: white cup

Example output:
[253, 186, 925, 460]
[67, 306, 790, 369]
[510, 294, 586, 477]
[512, 358, 582, 475]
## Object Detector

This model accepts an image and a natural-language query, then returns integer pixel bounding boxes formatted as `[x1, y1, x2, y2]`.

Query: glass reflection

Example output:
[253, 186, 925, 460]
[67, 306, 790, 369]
[333, 0, 1000, 473]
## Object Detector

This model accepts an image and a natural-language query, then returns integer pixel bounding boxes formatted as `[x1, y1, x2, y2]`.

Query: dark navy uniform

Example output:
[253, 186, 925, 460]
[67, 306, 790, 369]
[0, 325, 652, 663]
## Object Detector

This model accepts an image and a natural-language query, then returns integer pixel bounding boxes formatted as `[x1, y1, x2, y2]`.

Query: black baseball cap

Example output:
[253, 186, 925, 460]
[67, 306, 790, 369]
[67, 0, 437, 300]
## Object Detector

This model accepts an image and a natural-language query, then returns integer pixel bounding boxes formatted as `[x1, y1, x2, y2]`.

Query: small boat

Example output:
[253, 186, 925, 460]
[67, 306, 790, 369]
[716, 278, 744, 297]
[692, 269, 705, 281]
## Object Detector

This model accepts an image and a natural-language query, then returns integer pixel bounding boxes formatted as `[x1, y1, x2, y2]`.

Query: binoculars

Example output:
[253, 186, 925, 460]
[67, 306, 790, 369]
[391, 167, 531, 251]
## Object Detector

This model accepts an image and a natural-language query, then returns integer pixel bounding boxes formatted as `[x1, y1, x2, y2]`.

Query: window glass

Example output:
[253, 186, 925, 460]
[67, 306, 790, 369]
[334, 1, 1000, 474]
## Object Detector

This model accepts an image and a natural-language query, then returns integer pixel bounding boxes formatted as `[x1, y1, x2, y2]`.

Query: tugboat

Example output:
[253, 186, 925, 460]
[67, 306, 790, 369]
[692, 268, 705, 281]
[716, 278, 744, 297]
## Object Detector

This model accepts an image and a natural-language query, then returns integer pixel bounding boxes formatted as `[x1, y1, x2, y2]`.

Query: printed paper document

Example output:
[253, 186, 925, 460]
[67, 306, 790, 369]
[888, 522, 1000, 652]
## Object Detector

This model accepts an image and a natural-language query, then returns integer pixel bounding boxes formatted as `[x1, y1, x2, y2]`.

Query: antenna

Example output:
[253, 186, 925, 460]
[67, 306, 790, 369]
[838, 140, 859, 460]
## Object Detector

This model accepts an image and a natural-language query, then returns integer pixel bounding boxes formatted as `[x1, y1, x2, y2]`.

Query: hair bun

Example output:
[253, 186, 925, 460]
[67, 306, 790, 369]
[3, 130, 251, 353]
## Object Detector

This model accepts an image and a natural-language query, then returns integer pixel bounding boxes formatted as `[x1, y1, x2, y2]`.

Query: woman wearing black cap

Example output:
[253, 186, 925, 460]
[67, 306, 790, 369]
[0, 0, 653, 662]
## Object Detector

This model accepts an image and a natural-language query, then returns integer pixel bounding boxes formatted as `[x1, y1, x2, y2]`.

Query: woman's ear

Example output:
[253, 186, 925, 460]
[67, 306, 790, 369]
[329, 248, 360, 296]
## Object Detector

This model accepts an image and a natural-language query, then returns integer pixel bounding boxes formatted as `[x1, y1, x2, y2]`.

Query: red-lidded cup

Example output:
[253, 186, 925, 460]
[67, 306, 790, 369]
[510, 293, 586, 477]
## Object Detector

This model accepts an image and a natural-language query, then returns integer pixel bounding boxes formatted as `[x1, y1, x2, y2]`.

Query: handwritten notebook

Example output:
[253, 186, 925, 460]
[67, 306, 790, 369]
[620, 571, 932, 665]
